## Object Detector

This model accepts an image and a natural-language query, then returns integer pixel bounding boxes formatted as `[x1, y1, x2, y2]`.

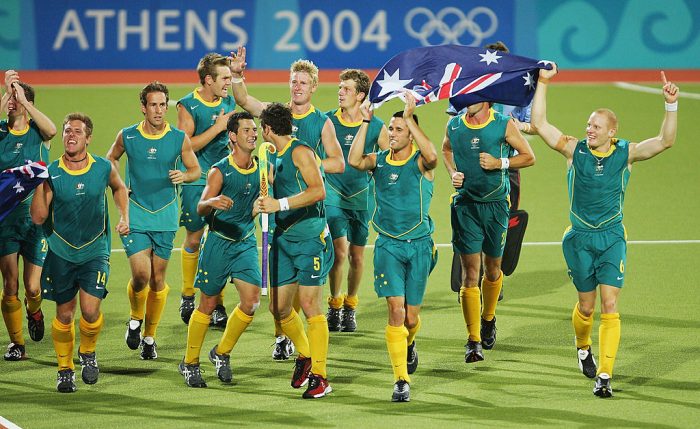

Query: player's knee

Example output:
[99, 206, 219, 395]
[131, 273, 150, 289]
[405, 313, 419, 329]
[333, 248, 347, 264]
[578, 301, 595, 317]
[269, 301, 290, 320]
[485, 267, 501, 282]
[600, 297, 618, 314]
[55, 308, 74, 325]
[2, 281, 20, 296]
[80, 309, 101, 323]
[244, 300, 260, 315]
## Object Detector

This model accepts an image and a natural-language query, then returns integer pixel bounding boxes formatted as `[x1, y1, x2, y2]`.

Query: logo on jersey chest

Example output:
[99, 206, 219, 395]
[12, 142, 23, 153]
[75, 182, 86, 196]
[470, 137, 480, 150]
[291, 125, 299, 137]
[388, 172, 399, 185]
[243, 182, 252, 195]
[147, 147, 158, 160]
[344, 134, 354, 146]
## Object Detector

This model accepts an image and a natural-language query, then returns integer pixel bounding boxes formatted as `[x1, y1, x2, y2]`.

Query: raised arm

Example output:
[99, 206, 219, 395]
[629, 71, 679, 163]
[348, 101, 377, 171]
[320, 118, 345, 173]
[176, 103, 233, 152]
[30, 181, 53, 225]
[531, 64, 577, 159]
[171, 135, 202, 184]
[108, 163, 130, 235]
[376, 124, 390, 151]
[403, 93, 437, 173]
[12, 82, 57, 141]
[229, 46, 268, 117]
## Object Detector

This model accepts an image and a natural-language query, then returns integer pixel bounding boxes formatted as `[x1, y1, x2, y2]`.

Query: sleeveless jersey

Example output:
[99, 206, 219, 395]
[324, 109, 383, 210]
[273, 139, 326, 240]
[123, 122, 184, 232]
[568, 138, 631, 230]
[177, 90, 237, 185]
[207, 155, 260, 241]
[45, 155, 111, 264]
[292, 106, 327, 159]
[447, 109, 511, 204]
[371, 149, 434, 240]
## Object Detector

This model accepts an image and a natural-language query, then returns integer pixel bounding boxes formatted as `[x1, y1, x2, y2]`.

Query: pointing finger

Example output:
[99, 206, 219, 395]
[660, 71, 668, 85]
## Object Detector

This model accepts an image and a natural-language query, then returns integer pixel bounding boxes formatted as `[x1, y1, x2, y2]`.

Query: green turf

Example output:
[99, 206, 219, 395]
[1, 83, 699, 428]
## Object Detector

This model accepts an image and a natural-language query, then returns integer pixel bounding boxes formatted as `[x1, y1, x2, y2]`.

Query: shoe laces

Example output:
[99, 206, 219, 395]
[80, 353, 97, 367]
[307, 374, 321, 389]
[57, 370, 74, 383]
[212, 352, 229, 370]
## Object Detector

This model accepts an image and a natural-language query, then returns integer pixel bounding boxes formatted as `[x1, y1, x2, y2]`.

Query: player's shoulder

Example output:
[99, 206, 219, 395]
[177, 90, 196, 106]
[613, 138, 630, 149]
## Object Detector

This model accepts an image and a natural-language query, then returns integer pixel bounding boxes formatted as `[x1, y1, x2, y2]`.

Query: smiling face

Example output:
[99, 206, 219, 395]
[210, 65, 233, 98]
[230, 118, 258, 154]
[289, 71, 316, 106]
[141, 91, 168, 129]
[63, 120, 90, 157]
[388, 117, 412, 152]
[586, 111, 617, 149]
[6, 93, 27, 118]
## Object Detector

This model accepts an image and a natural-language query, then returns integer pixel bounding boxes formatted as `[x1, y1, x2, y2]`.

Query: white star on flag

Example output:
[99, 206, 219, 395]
[375, 69, 413, 98]
[523, 72, 535, 90]
[479, 50, 502, 66]
[13, 181, 24, 194]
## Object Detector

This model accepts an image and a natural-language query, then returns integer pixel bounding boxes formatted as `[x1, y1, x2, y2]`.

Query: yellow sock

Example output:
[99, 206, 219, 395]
[481, 271, 503, 321]
[460, 286, 481, 342]
[1, 293, 24, 345]
[598, 313, 621, 376]
[144, 285, 170, 338]
[52, 318, 74, 370]
[307, 314, 329, 378]
[280, 309, 310, 358]
[25, 291, 42, 315]
[127, 280, 148, 321]
[184, 309, 211, 364]
[181, 247, 199, 297]
[343, 294, 359, 310]
[217, 305, 253, 355]
[572, 303, 594, 350]
[270, 288, 285, 336]
[327, 295, 343, 310]
[385, 325, 410, 383]
[407, 315, 421, 346]
[78, 313, 104, 354]
[217, 286, 226, 307]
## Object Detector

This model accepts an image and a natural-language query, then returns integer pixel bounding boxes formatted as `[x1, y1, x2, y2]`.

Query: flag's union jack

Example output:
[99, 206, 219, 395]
[0, 160, 49, 222]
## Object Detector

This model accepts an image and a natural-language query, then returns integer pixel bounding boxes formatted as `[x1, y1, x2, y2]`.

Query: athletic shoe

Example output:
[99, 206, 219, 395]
[125, 319, 142, 350]
[57, 369, 77, 393]
[593, 373, 613, 398]
[302, 373, 332, 399]
[577, 347, 597, 379]
[3, 343, 27, 361]
[291, 357, 312, 388]
[208, 346, 232, 383]
[26, 304, 45, 342]
[326, 307, 342, 332]
[79, 351, 99, 385]
[480, 317, 497, 350]
[178, 361, 207, 388]
[465, 340, 484, 363]
[391, 379, 410, 402]
[272, 336, 295, 360]
[139, 337, 158, 360]
[407, 341, 418, 374]
[340, 307, 356, 332]
[179, 295, 195, 325]
[210, 304, 228, 329]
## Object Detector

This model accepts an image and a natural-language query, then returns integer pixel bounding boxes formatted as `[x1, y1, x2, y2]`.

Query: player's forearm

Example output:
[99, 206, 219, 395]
[507, 152, 536, 169]
[0, 93, 9, 117]
[530, 79, 549, 130]
[321, 155, 345, 174]
[658, 110, 678, 149]
[441, 146, 457, 177]
[182, 165, 202, 183]
[409, 121, 438, 170]
[348, 125, 373, 171]
[24, 104, 57, 141]
[30, 183, 49, 224]
[113, 186, 129, 224]
[231, 83, 264, 117]
[190, 127, 223, 152]
[286, 184, 326, 209]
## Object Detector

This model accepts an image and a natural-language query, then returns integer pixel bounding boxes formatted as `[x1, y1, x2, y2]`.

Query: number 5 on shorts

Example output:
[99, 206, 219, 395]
[313, 257, 320, 271]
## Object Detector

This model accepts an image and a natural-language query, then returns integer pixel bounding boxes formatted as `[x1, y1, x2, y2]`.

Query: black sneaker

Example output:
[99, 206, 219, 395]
[340, 307, 356, 332]
[391, 379, 410, 402]
[178, 361, 207, 388]
[291, 357, 312, 388]
[139, 337, 158, 360]
[79, 351, 99, 385]
[272, 336, 295, 361]
[302, 373, 332, 399]
[179, 295, 195, 325]
[577, 347, 597, 379]
[125, 319, 142, 350]
[57, 369, 77, 393]
[465, 340, 484, 363]
[208, 346, 232, 383]
[480, 317, 497, 350]
[26, 304, 45, 342]
[326, 307, 342, 332]
[3, 343, 27, 361]
[593, 373, 613, 398]
[210, 304, 229, 329]
[407, 341, 418, 374]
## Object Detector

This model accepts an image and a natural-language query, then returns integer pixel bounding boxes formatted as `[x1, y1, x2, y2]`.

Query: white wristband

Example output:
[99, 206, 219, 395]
[665, 101, 678, 112]
[279, 197, 290, 212]
[232, 76, 244, 84]
[500, 158, 510, 170]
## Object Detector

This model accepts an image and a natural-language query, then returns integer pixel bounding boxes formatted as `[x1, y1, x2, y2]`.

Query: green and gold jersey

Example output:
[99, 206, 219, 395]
[123, 122, 184, 232]
[292, 105, 327, 159]
[447, 109, 511, 204]
[207, 155, 260, 241]
[0, 120, 50, 225]
[45, 155, 111, 264]
[324, 109, 383, 210]
[273, 138, 326, 240]
[372, 148, 434, 240]
[568, 138, 631, 231]
[177, 90, 237, 185]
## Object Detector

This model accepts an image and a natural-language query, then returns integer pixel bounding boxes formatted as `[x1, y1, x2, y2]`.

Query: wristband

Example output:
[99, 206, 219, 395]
[232, 76, 244, 84]
[538, 77, 550, 84]
[362, 119, 371, 124]
[500, 158, 510, 170]
[279, 197, 290, 211]
[665, 101, 678, 112]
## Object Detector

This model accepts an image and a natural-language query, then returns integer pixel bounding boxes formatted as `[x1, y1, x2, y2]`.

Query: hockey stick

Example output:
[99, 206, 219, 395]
[258, 142, 276, 296]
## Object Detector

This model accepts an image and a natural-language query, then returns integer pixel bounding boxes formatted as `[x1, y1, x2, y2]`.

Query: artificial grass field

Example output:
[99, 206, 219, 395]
[1, 82, 699, 428]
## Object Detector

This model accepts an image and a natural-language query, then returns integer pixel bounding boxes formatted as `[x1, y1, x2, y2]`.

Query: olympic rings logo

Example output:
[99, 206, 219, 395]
[404, 6, 498, 46]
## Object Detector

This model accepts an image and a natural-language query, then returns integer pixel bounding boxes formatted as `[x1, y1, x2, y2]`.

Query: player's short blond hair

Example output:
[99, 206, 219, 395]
[290, 59, 319, 86]
[593, 108, 618, 130]
[339, 69, 370, 102]
[197, 53, 230, 85]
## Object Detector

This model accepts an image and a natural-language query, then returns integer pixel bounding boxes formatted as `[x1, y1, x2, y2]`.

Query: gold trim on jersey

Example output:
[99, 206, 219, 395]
[193, 89, 223, 107]
[589, 142, 617, 158]
[371, 173, 428, 240]
[292, 105, 316, 120]
[334, 109, 362, 127]
[461, 108, 495, 130]
[136, 122, 172, 140]
[326, 181, 368, 199]
[58, 153, 96, 176]
[277, 138, 298, 157]
[51, 190, 107, 250]
[211, 229, 255, 243]
[227, 155, 258, 174]
[386, 145, 417, 166]
[568, 165, 625, 229]
[129, 196, 178, 214]
[8, 123, 29, 136]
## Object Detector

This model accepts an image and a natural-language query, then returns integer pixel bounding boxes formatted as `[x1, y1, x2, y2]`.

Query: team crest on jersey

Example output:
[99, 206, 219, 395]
[470, 137, 480, 150]
[344, 134, 354, 146]
[12, 142, 23, 153]
[147, 147, 158, 160]
[388, 172, 399, 185]
[595, 163, 604, 176]
[76, 182, 86, 196]
[243, 182, 252, 195]
[291, 125, 298, 137]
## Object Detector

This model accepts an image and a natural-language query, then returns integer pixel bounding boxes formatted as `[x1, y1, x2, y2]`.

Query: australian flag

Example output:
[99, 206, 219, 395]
[369, 45, 553, 111]
[0, 161, 49, 223]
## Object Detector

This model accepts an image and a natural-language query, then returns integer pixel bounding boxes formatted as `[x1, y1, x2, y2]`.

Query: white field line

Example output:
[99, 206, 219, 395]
[614, 82, 700, 100]
[110, 239, 700, 253]
[0, 416, 23, 429]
